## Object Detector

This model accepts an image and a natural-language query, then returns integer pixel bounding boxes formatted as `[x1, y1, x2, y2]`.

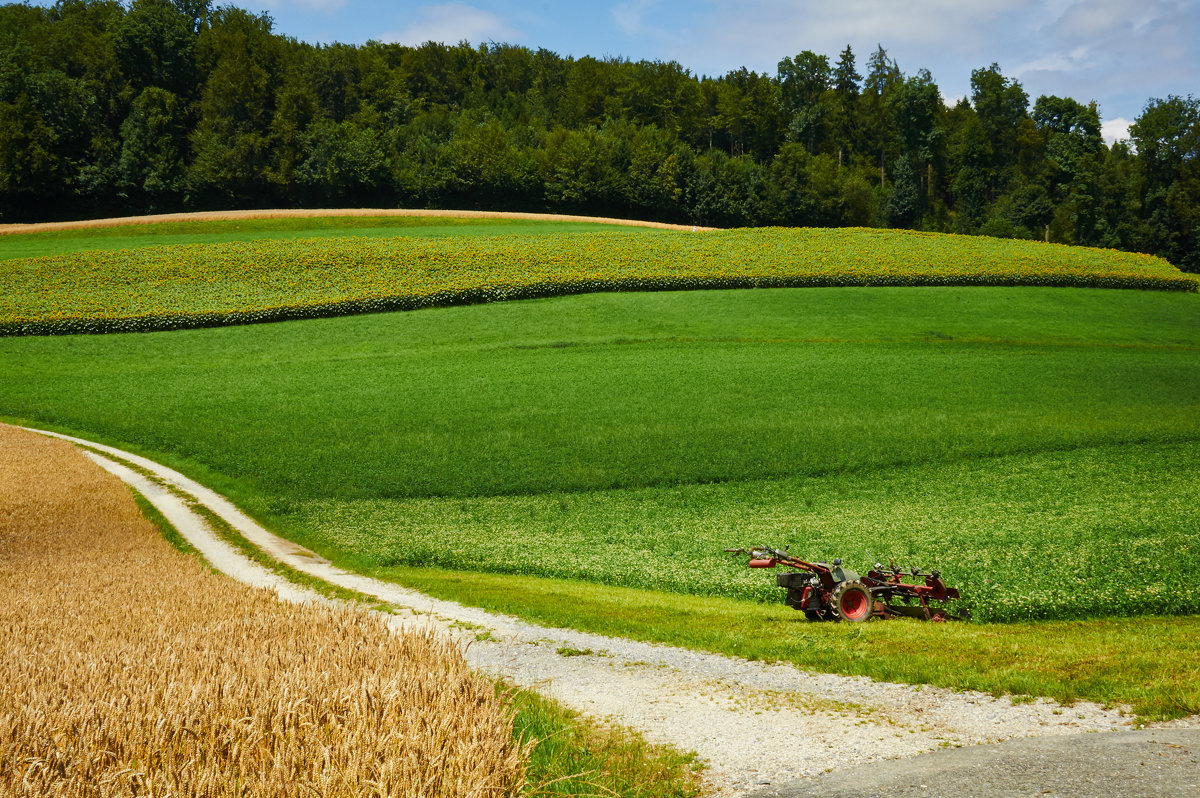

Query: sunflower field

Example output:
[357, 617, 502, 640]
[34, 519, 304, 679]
[2, 226, 1195, 335]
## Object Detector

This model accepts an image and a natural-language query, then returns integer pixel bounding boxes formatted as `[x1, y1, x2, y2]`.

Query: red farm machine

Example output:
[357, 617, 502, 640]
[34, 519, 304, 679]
[726, 545, 970, 622]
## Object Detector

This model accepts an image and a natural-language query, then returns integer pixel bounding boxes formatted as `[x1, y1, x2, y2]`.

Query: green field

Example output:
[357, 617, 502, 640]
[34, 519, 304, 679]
[3, 284, 1197, 621]
[294, 440, 1200, 622]
[2, 217, 1198, 718]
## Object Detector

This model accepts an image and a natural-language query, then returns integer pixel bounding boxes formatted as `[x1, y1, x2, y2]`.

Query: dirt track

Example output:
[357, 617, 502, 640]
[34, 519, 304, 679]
[0, 208, 715, 235]
[23, 425, 1188, 798]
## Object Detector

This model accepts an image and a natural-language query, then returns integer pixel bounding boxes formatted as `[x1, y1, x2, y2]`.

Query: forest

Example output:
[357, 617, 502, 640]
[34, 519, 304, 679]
[1, 0, 1197, 271]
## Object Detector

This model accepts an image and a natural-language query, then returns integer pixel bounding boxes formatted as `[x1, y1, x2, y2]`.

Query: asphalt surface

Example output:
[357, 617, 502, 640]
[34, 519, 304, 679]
[748, 729, 1200, 798]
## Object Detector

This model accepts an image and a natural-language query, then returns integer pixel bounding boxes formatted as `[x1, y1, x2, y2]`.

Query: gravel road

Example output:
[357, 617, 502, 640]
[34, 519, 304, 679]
[31, 427, 1196, 797]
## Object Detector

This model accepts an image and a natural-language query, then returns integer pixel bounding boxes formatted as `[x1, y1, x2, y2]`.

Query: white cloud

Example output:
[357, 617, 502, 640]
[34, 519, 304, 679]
[1016, 52, 1075, 74]
[1101, 117, 1132, 145]
[1016, 0, 1198, 121]
[1048, 0, 1153, 40]
[648, 0, 1060, 84]
[1034, 1, 1196, 80]
[384, 3, 519, 46]
[614, 0, 663, 36]
[257, 0, 348, 11]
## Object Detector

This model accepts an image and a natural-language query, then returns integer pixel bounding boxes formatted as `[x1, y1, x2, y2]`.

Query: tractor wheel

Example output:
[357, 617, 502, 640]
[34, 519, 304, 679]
[830, 581, 873, 622]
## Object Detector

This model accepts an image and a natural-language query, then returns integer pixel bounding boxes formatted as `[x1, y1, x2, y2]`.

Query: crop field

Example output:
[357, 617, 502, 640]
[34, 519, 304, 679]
[295, 440, 1200, 622]
[0, 424, 527, 796]
[0, 423, 703, 797]
[1, 226, 1194, 335]
[1, 216, 1198, 717]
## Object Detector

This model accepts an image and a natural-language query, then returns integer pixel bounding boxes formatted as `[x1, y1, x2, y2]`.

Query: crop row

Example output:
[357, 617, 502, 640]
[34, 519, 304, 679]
[2, 227, 1195, 335]
[290, 440, 1200, 623]
[0, 424, 528, 795]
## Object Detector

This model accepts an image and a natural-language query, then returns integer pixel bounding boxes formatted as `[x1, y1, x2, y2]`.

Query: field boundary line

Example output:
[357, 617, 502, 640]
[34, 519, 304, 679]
[23, 426, 1147, 795]
[0, 208, 717, 235]
[77, 447, 323, 605]
[21, 427, 546, 629]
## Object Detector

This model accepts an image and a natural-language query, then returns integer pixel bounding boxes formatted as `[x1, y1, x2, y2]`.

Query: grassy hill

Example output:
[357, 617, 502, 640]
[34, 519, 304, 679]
[2, 281, 1197, 622]
[2, 216, 1198, 717]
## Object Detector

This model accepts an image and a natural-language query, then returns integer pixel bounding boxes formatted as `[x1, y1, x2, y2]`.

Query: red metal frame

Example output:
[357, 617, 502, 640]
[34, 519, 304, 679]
[730, 546, 968, 622]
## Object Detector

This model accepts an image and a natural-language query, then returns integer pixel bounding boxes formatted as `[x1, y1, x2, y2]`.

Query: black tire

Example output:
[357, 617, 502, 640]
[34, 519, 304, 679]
[830, 581, 873, 622]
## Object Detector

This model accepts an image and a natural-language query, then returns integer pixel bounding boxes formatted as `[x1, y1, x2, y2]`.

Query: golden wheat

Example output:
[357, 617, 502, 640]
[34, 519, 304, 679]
[0, 424, 528, 797]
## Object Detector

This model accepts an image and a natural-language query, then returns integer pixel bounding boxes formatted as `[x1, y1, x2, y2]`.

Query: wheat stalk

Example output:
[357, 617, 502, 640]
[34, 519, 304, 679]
[0, 424, 530, 796]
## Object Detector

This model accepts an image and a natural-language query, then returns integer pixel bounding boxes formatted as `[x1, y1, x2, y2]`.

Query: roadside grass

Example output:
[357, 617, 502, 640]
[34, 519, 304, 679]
[511, 689, 703, 797]
[379, 565, 1200, 722]
[82, 444, 405, 614]
[0, 215, 634, 260]
[130, 488, 201, 558]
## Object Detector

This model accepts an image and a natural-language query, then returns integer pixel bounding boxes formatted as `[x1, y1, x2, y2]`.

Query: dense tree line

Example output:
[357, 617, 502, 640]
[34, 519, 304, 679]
[2, 0, 1197, 270]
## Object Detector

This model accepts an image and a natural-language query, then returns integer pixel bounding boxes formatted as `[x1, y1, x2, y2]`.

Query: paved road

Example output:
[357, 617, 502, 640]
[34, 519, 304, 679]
[749, 729, 1200, 798]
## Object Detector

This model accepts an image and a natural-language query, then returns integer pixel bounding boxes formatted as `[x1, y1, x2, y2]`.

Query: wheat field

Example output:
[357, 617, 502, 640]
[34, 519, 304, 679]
[0, 424, 528, 796]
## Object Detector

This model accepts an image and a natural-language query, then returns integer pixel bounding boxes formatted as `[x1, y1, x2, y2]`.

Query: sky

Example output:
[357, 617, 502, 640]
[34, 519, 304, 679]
[164, 0, 1200, 143]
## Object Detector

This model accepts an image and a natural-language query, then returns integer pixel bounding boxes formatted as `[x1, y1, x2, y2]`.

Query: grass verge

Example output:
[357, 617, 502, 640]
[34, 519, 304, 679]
[378, 564, 1200, 723]
[87, 440, 705, 797]
[129, 488, 201, 558]
[77, 444, 401, 613]
[513, 689, 703, 797]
